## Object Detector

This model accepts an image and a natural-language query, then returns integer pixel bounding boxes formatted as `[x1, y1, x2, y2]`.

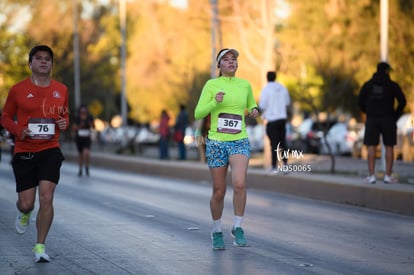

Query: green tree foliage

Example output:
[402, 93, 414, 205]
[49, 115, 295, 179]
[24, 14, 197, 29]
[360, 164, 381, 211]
[125, 1, 211, 124]
[278, 0, 413, 117]
[1, 0, 413, 127]
[0, 32, 31, 107]
[0, 0, 33, 107]
[76, 2, 121, 121]
[0, 0, 121, 122]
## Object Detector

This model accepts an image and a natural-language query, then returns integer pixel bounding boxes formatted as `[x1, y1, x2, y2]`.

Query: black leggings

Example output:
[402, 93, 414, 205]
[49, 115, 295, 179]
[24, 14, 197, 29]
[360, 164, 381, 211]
[266, 119, 287, 168]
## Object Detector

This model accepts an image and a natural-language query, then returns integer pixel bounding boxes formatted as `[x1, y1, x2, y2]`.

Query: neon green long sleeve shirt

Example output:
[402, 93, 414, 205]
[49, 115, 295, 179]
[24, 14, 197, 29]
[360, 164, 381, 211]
[194, 76, 257, 141]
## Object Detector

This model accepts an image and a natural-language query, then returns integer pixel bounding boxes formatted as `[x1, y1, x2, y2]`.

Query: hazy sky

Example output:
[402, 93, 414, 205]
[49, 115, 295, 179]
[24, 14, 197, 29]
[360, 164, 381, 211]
[170, 0, 187, 9]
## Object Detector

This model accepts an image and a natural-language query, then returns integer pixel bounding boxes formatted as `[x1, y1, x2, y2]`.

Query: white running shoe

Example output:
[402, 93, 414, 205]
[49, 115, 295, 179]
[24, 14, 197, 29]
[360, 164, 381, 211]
[33, 244, 51, 263]
[384, 175, 398, 184]
[364, 175, 376, 184]
[15, 211, 31, 234]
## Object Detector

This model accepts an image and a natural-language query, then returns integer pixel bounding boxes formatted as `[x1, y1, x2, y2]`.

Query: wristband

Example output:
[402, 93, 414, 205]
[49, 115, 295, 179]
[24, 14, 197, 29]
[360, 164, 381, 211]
[252, 107, 260, 113]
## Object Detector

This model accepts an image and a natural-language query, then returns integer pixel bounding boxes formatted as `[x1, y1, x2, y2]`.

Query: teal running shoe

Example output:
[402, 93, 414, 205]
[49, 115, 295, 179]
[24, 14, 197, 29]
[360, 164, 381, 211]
[231, 227, 247, 247]
[211, 231, 225, 250]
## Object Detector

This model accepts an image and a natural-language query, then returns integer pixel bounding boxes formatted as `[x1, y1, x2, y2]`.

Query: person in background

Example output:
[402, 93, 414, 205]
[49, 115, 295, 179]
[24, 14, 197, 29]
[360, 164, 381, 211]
[358, 62, 406, 184]
[194, 114, 211, 163]
[0, 111, 15, 162]
[174, 104, 189, 160]
[72, 104, 95, 176]
[0, 112, 3, 163]
[194, 48, 259, 250]
[159, 109, 170, 160]
[0, 114, 3, 163]
[0, 45, 69, 263]
[259, 71, 291, 173]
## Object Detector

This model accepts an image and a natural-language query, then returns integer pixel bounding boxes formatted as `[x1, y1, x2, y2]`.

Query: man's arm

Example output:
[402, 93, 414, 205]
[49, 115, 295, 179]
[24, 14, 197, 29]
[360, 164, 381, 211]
[394, 83, 407, 119]
[358, 84, 367, 113]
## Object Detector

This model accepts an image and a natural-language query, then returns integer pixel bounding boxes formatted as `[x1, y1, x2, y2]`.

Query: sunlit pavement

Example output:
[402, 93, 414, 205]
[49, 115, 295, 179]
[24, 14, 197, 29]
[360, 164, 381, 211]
[1, 149, 414, 274]
[60, 142, 414, 216]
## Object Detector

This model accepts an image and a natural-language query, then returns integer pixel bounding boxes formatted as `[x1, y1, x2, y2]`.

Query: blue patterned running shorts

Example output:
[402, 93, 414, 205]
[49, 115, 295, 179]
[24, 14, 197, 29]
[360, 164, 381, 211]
[206, 138, 251, 168]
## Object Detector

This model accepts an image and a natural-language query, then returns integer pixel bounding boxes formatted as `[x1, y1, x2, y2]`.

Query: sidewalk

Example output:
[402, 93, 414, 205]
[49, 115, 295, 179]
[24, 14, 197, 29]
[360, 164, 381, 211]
[249, 152, 414, 180]
[67, 142, 413, 179]
[61, 143, 414, 216]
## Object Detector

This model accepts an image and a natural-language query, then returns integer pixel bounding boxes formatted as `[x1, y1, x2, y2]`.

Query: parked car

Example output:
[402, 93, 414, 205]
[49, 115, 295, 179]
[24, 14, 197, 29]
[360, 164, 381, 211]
[319, 122, 358, 155]
[99, 126, 138, 145]
[285, 122, 302, 150]
[297, 118, 337, 154]
[183, 126, 196, 148]
[246, 124, 265, 152]
[135, 126, 159, 145]
[396, 113, 414, 161]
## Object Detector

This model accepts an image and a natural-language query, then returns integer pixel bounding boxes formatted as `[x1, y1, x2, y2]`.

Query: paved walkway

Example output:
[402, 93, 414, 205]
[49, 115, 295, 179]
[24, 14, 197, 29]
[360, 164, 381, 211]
[64, 142, 414, 179]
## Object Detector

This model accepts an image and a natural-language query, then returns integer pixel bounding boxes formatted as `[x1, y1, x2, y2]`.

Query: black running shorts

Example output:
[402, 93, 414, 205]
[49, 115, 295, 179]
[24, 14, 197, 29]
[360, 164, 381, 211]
[363, 117, 397, 146]
[75, 137, 92, 153]
[12, 147, 65, 192]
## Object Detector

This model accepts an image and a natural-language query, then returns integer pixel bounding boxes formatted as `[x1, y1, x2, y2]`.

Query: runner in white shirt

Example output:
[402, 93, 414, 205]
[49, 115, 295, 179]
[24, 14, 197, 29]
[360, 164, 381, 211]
[259, 71, 291, 173]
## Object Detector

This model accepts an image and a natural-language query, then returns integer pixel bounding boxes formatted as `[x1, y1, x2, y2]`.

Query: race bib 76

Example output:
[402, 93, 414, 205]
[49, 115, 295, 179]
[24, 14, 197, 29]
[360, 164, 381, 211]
[28, 118, 55, 140]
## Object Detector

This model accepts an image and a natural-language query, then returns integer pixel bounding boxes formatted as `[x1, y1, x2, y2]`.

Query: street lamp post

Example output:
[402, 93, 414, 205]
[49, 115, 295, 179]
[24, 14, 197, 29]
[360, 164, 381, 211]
[210, 0, 222, 78]
[210, 0, 218, 78]
[380, 0, 388, 62]
[119, 0, 127, 127]
[380, 0, 388, 171]
[73, 0, 81, 109]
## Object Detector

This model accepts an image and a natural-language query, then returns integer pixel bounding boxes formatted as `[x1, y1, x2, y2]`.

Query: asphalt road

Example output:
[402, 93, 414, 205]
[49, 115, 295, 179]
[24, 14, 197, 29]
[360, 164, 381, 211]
[1, 154, 414, 275]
